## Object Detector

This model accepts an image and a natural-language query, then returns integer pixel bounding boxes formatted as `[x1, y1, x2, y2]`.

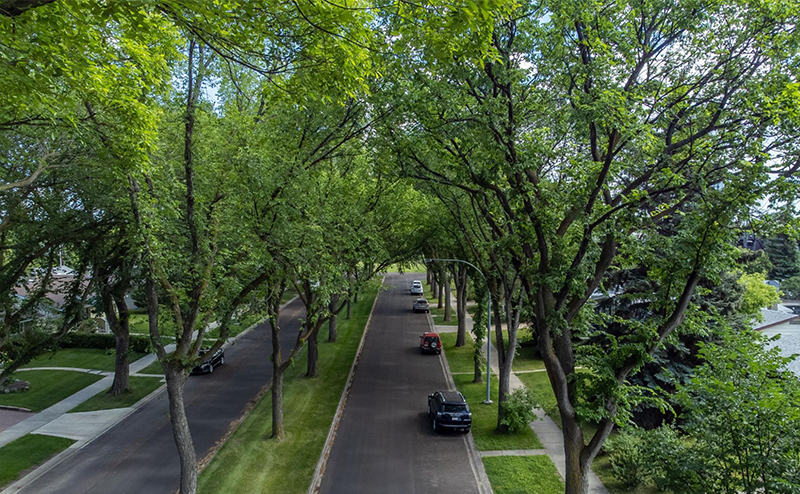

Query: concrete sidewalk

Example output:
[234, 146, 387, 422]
[439, 292, 610, 494]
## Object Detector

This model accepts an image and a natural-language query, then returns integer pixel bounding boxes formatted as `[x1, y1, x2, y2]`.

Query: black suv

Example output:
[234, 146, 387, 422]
[427, 390, 472, 433]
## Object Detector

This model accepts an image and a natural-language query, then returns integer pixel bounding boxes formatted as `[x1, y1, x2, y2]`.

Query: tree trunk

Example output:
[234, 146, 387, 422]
[431, 272, 438, 299]
[426, 268, 431, 285]
[109, 331, 130, 396]
[353, 288, 359, 304]
[272, 364, 285, 439]
[455, 266, 467, 347]
[270, 296, 285, 439]
[473, 355, 483, 383]
[563, 420, 591, 494]
[437, 266, 444, 309]
[328, 294, 339, 343]
[306, 329, 318, 377]
[443, 272, 452, 322]
[164, 364, 197, 494]
[346, 297, 351, 319]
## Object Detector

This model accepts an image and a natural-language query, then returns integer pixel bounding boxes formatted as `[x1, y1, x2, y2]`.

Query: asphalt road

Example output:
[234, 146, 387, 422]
[319, 273, 482, 494]
[18, 297, 306, 494]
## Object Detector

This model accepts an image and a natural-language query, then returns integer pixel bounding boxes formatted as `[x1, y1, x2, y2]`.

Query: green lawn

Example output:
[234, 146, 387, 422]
[430, 304, 459, 326]
[138, 358, 164, 375]
[197, 284, 379, 494]
[516, 371, 562, 429]
[0, 434, 75, 489]
[0, 370, 104, 411]
[483, 455, 564, 494]
[69, 376, 164, 413]
[22, 348, 147, 372]
[441, 332, 542, 451]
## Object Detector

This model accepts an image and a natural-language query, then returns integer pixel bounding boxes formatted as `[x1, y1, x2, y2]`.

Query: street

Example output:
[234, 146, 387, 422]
[319, 273, 483, 494]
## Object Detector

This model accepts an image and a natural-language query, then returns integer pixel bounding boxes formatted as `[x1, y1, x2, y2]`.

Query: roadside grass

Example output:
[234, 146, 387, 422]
[22, 348, 147, 372]
[196, 285, 379, 494]
[0, 370, 103, 411]
[483, 456, 564, 494]
[0, 434, 75, 489]
[69, 376, 164, 413]
[440, 332, 542, 450]
[138, 358, 164, 375]
[430, 304, 458, 326]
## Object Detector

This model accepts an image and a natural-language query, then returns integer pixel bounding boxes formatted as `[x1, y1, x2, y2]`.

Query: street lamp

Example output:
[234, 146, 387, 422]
[424, 258, 492, 404]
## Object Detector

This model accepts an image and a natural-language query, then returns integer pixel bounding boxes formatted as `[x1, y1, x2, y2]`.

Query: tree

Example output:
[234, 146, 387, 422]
[765, 235, 800, 281]
[739, 272, 781, 320]
[643, 331, 800, 494]
[387, 1, 800, 491]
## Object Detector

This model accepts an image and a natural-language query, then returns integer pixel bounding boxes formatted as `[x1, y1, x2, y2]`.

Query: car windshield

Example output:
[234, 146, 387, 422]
[416, 300, 428, 305]
[443, 404, 468, 413]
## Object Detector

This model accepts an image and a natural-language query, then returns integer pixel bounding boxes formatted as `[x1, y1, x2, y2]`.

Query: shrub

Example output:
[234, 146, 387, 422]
[603, 428, 649, 488]
[500, 388, 538, 433]
[60, 333, 151, 353]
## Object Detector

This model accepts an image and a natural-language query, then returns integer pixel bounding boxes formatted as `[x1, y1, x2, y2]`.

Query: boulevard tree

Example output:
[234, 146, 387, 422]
[387, 1, 800, 492]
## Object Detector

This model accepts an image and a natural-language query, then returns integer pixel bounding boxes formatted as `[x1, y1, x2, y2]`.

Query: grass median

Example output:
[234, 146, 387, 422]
[69, 376, 164, 413]
[196, 284, 379, 494]
[0, 370, 103, 411]
[483, 456, 564, 494]
[0, 434, 75, 489]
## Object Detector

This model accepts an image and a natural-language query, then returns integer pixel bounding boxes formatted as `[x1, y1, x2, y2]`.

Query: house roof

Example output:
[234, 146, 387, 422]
[754, 309, 800, 331]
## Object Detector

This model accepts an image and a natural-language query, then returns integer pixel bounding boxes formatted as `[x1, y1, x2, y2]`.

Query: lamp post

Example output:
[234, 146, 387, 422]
[424, 258, 492, 404]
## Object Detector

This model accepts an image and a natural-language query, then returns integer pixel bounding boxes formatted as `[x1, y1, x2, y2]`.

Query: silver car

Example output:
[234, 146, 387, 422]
[410, 280, 424, 296]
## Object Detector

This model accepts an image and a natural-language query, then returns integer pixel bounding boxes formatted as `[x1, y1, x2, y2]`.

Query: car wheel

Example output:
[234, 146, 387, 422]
[220, 356, 225, 365]
[208, 364, 214, 373]
[464, 427, 471, 434]
[432, 420, 438, 432]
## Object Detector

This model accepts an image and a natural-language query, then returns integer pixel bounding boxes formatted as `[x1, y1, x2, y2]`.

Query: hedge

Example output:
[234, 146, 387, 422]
[60, 333, 151, 353]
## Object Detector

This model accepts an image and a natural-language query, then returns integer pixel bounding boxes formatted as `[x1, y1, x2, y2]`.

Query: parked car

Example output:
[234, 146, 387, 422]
[191, 348, 225, 375]
[410, 280, 424, 296]
[413, 298, 430, 313]
[419, 332, 441, 354]
[427, 390, 472, 433]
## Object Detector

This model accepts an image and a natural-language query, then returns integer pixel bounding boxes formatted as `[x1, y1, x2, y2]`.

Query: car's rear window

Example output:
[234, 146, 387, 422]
[424, 336, 439, 343]
[443, 404, 468, 413]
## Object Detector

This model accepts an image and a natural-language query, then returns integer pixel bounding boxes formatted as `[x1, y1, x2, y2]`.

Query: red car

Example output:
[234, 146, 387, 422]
[420, 332, 441, 354]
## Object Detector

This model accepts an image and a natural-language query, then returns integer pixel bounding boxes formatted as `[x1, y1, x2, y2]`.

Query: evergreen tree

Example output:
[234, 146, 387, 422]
[764, 235, 800, 281]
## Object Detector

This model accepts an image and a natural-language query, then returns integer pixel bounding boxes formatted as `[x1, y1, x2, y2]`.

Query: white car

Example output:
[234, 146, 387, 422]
[410, 280, 424, 296]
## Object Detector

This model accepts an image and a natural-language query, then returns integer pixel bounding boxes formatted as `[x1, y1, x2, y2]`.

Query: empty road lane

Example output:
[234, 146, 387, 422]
[319, 273, 484, 494]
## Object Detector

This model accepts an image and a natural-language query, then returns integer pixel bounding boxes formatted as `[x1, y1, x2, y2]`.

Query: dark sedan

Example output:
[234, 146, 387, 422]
[191, 348, 225, 375]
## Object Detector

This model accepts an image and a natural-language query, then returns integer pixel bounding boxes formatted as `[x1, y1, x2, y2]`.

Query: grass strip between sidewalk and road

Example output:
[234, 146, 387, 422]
[440, 332, 541, 450]
[483, 456, 564, 494]
[22, 348, 147, 372]
[0, 434, 75, 489]
[196, 284, 379, 494]
[0, 370, 104, 412]
[68, 376, 164, 413]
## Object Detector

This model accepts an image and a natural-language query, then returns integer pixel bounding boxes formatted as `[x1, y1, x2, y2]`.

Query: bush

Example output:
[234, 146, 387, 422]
[781, 275, 800, 300]
[603, 429, 648, 488]
[60, 333, 151, 353]
[500, 388, 538, 433]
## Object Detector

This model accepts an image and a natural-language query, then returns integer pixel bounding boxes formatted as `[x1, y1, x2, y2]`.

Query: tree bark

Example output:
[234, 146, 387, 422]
[346, 298, 351, 319]
[563, 420, 591, 494]
[110, 330, 130, 396]
[306, 329, 318, 377]
[328, 293, 339, 343]
[443, 271, 452, 322]
[455, 266, 467, 347]
[164, 364, 196, 494]
[437, 266, 444, 309]
[431, 271, 438, 299]
[272, 364, 285, 439]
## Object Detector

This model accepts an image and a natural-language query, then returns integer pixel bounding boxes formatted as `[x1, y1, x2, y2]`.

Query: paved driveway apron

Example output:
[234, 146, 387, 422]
[17, 297, 306, 494]
[320, 273, 480, 494]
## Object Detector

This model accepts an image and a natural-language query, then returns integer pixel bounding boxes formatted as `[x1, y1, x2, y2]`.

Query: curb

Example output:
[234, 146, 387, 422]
[0, 405, 31, 413]
[429, 309, 494, 494]
[306, 276, 385, 494]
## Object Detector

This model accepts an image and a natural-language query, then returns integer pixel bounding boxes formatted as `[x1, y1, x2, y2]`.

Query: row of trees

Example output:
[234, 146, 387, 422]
[3, 1, 800, 494]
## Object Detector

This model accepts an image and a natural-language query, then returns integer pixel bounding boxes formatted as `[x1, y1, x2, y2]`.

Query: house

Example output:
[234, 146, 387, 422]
[756, 308, 800, 376]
